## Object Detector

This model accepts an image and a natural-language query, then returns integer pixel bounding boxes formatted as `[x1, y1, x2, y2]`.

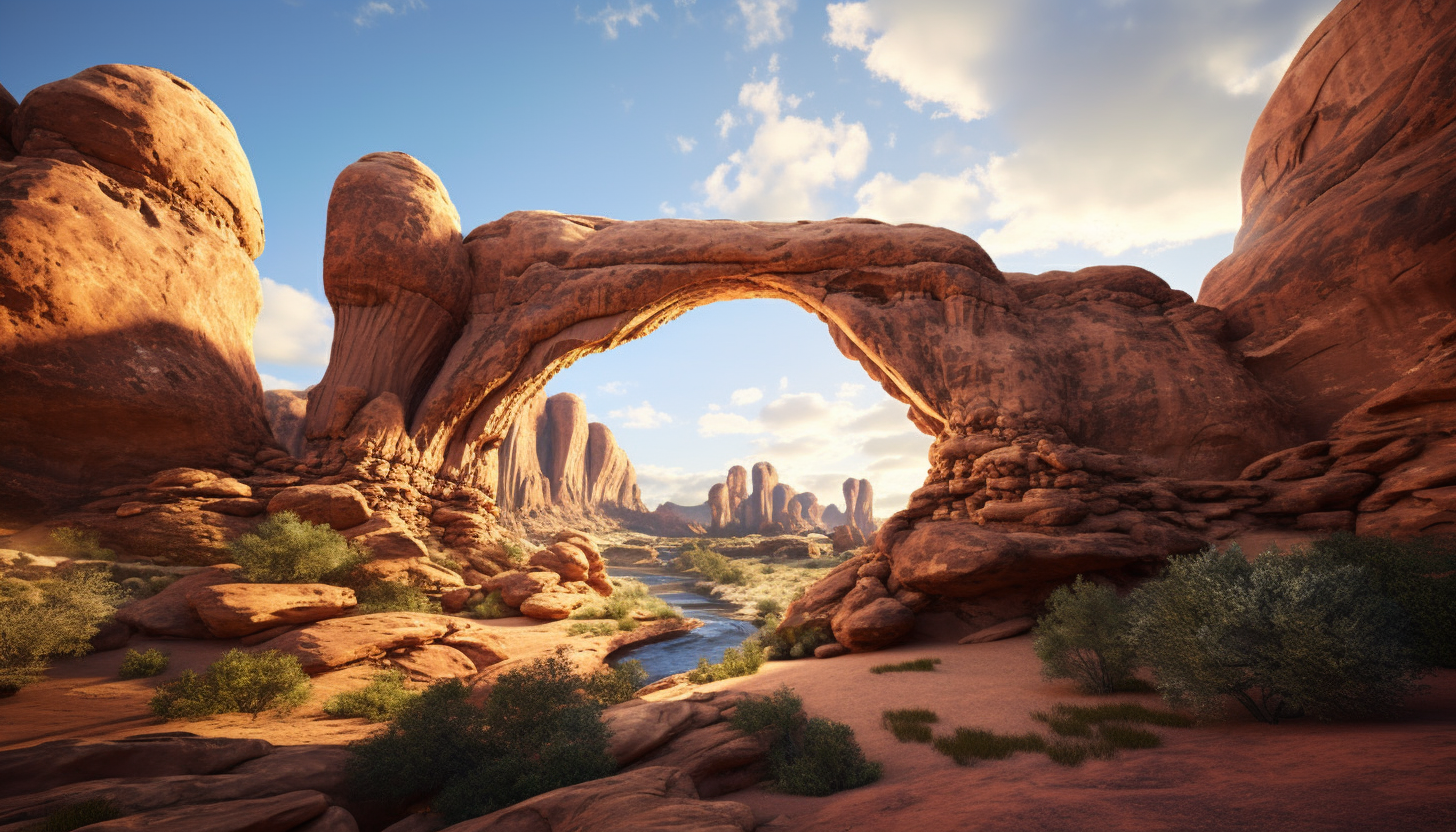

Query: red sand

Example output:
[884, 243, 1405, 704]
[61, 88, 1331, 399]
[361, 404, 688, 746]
[695, 636, 1456, 831]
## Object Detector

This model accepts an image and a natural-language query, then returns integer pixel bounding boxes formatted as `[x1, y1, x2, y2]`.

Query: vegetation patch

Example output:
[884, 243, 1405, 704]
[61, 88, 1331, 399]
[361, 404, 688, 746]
[758, 617, 833, 660]
[118, 648, 169, 679]
[672, 544, 749, 585]
[932, 727, 1047, 765]
[355, 580, 440, 614]
[324, 670, 420, 722]
[150, 649, 311, 720]
[229, 512, 361, 583]
[47, 527, 115, 561]
[468, 590, 514, 620]
[583, 660, 647, 705]
[346, 650, 616, 823]
[0, 570, 122, 696]
[870, 657, 941, 674]
[569, 577, 680, 626]
[686, 640, 765, 683]
[731, 686, 881, 796]
[1033, 576, 1138, 694]
[1031, 702, 1193, 737]
[567, 621, 618, 638]
[882, 708, 939, 743]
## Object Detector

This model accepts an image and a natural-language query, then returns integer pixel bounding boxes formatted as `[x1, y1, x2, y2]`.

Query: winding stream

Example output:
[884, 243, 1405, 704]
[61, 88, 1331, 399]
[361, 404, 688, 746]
[605, 565, 758, 684]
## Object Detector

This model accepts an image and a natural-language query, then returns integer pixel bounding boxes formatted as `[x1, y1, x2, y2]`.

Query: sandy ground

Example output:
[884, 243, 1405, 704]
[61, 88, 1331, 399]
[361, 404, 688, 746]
[690, 636, 1456, 831]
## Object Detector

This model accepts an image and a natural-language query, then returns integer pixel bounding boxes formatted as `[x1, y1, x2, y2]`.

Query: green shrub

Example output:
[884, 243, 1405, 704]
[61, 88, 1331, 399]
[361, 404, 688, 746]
[356, 580, 440, 614]
[346, 650, 616, 823]
[118, 648, 169, 679]
[324, 670, 420, 722]
[755, 598, 784, 620]
[870, 658, 941, 674]
[931, 728, 1047, 765]
[469, 590, 515, 619]
[673, 544, 748, 585]
[229, 512, 360, 583]
[567, 621, 618, 637]
[730, 686, 880, 796]
[502, 542, 529, 566]
[47, 527, 115, 561]
[1304, 533, 1456, 667]
[882, 708, 938, 743]
[35, 798, 123, 831]
[1044, 738, 1115, 766]
[1033, 576, 1138, 694]
[584, 660, 647, 705]
[569, 578, 679, 624]
[1030, 702, 1193, 736]
[150, 649, 311, 720]
[758, 617, 832, 661]
[1128, 545, 1424, 723]
[686, 639, 765, 683]
[0, 570, 122, 696]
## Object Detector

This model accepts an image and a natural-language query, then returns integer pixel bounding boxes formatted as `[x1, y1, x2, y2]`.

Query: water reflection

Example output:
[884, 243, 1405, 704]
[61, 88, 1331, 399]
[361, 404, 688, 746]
[606, 565, 757, 684]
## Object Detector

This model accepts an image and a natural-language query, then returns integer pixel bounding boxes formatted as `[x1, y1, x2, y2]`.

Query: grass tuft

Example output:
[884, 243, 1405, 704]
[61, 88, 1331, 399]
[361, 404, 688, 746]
[932, 728, 1047, 765]
[869, 657, 941, 674]
[882, 708, 939, 743]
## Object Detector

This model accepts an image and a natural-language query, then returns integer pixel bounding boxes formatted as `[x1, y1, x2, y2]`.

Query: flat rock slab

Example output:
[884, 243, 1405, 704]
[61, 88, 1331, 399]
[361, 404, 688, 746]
[259, 613, 465, 674]
[187, 583, 357, 638]
[113, 565, 245, 638]
[603, 699, 721, 767]
[267, 484, 372, 530]
[959, 616, 1036, 644]
[83, 789, 328, 832]
[390, 644, 477, 681]
[0, 735, 272, 800]
[438, 766, 755, 832]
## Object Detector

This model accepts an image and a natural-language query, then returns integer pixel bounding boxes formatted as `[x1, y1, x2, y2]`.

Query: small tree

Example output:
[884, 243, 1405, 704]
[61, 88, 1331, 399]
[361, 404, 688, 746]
[150, 649, 311, 719]
[1033, 576, 1138, 693]
[0, 570, 122, 695]
[228, 512, 360, 583]
[1128, 546, 1424, 723]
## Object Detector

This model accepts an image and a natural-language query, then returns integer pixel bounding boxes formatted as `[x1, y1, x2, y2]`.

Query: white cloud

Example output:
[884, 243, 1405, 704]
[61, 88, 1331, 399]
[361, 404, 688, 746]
[778, 376, 789, 390]
[738, 0, 795, 49]
[598, 380, 628, 394]
[730, 387, 763, 406]
[580, 1, 658, 39]
[854, 169, 981, 228]
[836, 382, 865, 399]
[258, 372, 301, 391]
[675, 135, 697, 153]
[254, 278, 333, 366]
[767, 53, 781, 74]
[609, 400, 673, 428]
[634, 464, 724, 507]
[698, 412, 764, 437]
[352, 0, 425, 27]
[825, 0, 1333, 256]
[716, 110, 739, 138]
[658, 201, 677, 216]
[699, 76, 869, 219]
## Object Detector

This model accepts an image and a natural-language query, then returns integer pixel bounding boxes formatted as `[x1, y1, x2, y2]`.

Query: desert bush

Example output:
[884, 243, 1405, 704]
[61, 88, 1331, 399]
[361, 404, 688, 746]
[755, 598, 783, 620]
[686, 639, 765, 683]
[757, 617, 832, 661]
[1033, 576, 1139, 694]
[469, 590, 515, 619]
[1304, 532, 1456, 667]
[882, 708, 939, 743]
[673, 544, 748, 585]
[118, 648, 169, 679]
[567, 621, 618, 637]
[869, 658, 941, 674]
[1128, 545, 1424, 723]
[1031, 702, 1192, 737]
[0, 570, 123, 696]
[570, 578, 679, 624]
[347, 651, 616, 822]
[583, 660, 647, 705]
[324, 670, 420, 722]
[35, 798, 123, 831]
[731, 686, 880, 796]
[229, 512, 360, 583]
[47, 527, 115, 561]
[501, 541, 529, 566]
[355, 580, 440, 614]
[150, 649, 311, 720]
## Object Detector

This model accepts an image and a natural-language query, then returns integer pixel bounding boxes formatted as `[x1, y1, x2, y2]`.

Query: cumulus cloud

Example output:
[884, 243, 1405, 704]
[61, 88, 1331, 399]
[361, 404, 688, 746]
[635, 464, 725, 507]
[854, 169, 981, 227]
[254, 278, 333, 366]
[828, 0, 1333, 255]
[580, 1, 658, 39]
[738, 0, 795, 49]
[730, 387, 764, 406]
[258, 372, 301, 391]
[836, 382, 865, 399]
[700, 75, 869, 220]
[609, 400, 673, 428]
[353, 0, 425, 27]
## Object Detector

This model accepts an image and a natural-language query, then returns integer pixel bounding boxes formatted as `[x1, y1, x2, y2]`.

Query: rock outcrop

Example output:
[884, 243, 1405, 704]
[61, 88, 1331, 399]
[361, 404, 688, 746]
[702, 462, 852, 535]
[842, 477, 875, 538]
[0, 66, 274, 523]
[496, 390, 647, 521]
[264, 390, 309, 458]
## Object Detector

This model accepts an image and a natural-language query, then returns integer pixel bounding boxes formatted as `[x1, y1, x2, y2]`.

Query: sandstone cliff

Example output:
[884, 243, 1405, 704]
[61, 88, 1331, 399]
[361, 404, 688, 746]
[0, 66, 274, 523]
[701, 463, 861, 536]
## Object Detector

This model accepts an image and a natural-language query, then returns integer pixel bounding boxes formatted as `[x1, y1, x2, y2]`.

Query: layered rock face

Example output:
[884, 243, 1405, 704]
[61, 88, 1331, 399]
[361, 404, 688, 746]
[842, 477, 875, 538]
[495, 390, 646, 518]
[0, 66, 274, 522]
[702, 462, 850, 535]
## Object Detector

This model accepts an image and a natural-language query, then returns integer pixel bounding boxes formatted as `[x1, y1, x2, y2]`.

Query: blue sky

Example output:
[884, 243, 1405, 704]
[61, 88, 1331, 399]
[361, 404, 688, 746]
[2, 0, 1337, 512]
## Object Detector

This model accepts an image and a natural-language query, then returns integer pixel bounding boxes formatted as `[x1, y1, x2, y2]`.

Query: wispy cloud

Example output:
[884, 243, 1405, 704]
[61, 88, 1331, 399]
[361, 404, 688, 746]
[598, 380, 628, 394]
[737, 0, 795, 49]
[353, 0, 425, 28]
[609, 400, 673, 428]
[580, 1, 659, 39]
[675, 135, 697, 153]
[730, 387, 763, 406]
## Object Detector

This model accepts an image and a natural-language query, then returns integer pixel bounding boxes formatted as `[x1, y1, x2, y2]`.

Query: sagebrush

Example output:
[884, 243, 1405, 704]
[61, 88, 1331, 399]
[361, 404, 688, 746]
[228, 512, 361, 583]
[150, 649, 311, 719]
[0, 570, 122, 695]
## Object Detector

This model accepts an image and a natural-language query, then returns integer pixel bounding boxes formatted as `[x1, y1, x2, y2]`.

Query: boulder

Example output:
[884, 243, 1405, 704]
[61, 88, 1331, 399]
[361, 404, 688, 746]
[529, 542, 591, 582]
[518, 592, 589, 620]
[258, 613, 456, 673]
[603, 699, 720, 766]
[0, 736, 272, 800]
[389, 644, 477, 681]
[625, 723, 772, 799]
[267, 484, 372, 530]
[203, 498, 266, 517]
[486, 570, 561, 607]
[437, 767, 755, 832]
[113, 565, 245, 638]
[185, 583, 356, 638]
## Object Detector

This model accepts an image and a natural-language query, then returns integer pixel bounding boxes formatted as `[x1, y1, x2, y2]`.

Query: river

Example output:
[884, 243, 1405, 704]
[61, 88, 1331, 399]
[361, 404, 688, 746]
[605, 565, 758, 684]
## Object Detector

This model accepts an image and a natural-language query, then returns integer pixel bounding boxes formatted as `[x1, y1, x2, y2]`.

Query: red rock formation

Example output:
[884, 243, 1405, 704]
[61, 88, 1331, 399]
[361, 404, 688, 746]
[742, 462, 778, 532]
[0, 65, 274, 522]
[708, 483, 730, 530]
[263, 390, 308, 458]
[495, 390, 647, 519]
[787, 491, 823, 532]
[725, 465, 748, 521]
[770, 482, 797, 528]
